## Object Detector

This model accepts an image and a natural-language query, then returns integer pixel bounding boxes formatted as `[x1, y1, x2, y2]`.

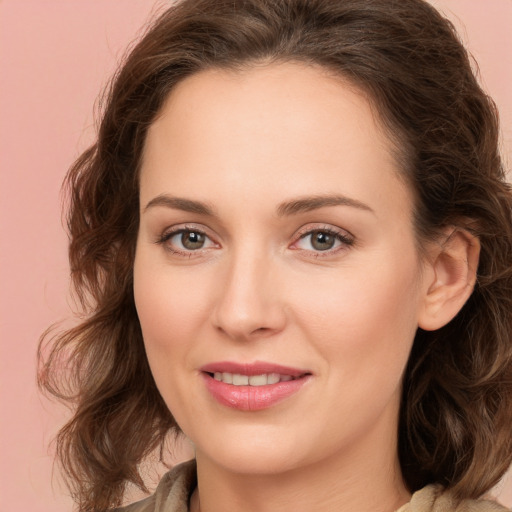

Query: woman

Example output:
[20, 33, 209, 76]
[39, 0, 512, 511]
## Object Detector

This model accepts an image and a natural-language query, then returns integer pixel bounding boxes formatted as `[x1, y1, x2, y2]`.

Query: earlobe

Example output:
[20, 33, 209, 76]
[418, 227, 480, 331]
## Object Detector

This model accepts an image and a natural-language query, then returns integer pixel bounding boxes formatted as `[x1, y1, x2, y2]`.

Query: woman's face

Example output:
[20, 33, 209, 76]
[134, 62, 429, 476]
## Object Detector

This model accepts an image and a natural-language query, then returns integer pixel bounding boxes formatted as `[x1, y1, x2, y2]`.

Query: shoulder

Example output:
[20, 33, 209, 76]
[396, 484, 510, 512]
[113, 460, 197, 512]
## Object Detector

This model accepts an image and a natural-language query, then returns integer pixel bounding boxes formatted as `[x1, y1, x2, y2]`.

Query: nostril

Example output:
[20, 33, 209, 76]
[253, 326, 270, 333]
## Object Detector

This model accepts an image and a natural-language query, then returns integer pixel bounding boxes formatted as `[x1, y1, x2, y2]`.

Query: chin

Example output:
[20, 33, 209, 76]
[201, 446, 302, 476]
[190, 422, 324, 476]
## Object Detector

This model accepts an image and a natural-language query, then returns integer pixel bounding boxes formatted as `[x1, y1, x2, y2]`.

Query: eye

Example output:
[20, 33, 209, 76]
[301, 230, 339, 251]
[292, 227, 354, 255]
[174, 230, 207, 250]
[157, 227, 217, 254]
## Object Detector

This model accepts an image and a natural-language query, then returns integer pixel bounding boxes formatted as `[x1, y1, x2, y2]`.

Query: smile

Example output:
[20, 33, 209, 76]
[211, 372, 297, 386]
[200, 361, 312, 411]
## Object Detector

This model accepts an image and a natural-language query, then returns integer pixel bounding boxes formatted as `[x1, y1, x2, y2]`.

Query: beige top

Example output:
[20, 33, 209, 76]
[115, 460, 509, 512]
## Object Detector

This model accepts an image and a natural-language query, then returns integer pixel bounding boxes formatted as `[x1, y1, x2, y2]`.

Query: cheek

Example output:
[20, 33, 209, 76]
[290, 251, 421, 378]
[133, 254, 214, 423]
[133, 255, 211, 361]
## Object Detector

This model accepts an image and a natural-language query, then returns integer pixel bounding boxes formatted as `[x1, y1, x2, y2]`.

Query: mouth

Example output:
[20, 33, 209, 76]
[199, 361, 312, 411]
[206, 372, 305, 386]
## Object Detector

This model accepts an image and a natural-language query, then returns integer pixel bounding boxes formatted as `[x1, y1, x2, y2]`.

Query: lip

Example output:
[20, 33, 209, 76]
[200, 361, 312, 411]
[200, 361, 308, 377]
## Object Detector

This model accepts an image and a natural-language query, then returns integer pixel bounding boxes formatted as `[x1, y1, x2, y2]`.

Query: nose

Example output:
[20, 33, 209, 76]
[212, 248, 287, 341]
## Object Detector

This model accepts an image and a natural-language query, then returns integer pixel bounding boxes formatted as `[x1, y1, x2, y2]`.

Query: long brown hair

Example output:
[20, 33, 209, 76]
[39, 0, 512, 510]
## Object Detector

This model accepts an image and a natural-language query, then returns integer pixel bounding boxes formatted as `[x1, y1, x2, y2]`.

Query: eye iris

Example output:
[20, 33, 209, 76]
[182, 231, 205, 250]
[311, 231, 335, 251]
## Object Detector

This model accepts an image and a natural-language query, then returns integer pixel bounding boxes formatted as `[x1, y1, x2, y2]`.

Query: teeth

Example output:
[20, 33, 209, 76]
[222, 372, 233, 384]
[248, 374, 267, 386]
[232, 374, 249, 385]
[267, 373, 280, 385]
[212, 372, 296, 386]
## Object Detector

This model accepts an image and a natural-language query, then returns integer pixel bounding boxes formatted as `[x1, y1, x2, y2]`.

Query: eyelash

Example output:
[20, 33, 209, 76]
[155, 224, 355, 258]
[155, 225, 217, 258]
[293, 225, 355, 258]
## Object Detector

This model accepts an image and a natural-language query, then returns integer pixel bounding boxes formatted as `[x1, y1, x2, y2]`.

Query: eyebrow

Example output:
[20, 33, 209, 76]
[143, 193, 374, 217]
[276, 194, 374, 217]
[144, 195, 216, 216]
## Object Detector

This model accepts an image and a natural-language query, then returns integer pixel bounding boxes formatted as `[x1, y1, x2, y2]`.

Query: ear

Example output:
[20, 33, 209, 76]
[418, 227, 480, 331]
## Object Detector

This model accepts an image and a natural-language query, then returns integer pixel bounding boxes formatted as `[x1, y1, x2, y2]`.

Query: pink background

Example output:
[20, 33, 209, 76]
[0, 1, 510, 510]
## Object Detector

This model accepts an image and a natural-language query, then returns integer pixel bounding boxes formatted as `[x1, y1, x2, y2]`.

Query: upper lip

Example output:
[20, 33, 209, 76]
[200, 361, 310, 377]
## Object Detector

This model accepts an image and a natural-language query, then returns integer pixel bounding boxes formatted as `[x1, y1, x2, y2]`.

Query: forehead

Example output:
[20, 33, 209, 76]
[140, 61, 412, 219]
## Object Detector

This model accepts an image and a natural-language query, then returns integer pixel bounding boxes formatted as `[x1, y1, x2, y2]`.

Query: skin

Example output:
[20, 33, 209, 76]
[133, 61, 478, 512]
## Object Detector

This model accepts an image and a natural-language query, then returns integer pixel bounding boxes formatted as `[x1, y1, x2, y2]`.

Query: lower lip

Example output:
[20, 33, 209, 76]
[202, 373, 311, 411]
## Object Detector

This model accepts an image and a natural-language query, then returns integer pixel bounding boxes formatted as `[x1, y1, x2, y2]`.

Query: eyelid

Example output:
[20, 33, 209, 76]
[294, 223, 353, 239]
[290, 224, 355, 256]
[156, 223, 220, 256]
[154, 222, 354, 258]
